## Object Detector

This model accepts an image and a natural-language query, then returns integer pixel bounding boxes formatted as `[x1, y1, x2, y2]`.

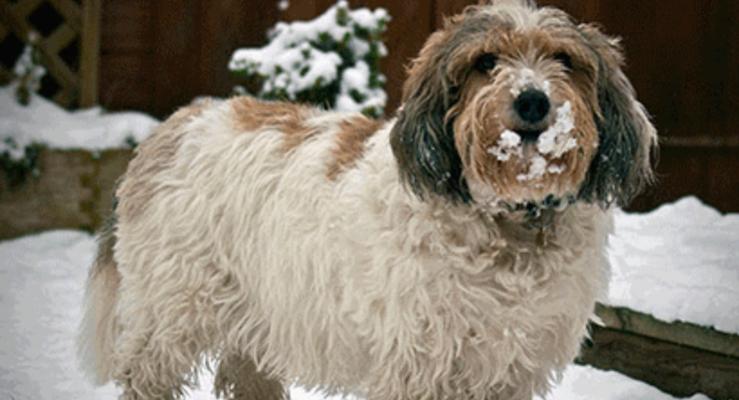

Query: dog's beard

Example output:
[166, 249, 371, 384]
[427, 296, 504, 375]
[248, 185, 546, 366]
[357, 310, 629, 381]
[456, 80, 598, 208]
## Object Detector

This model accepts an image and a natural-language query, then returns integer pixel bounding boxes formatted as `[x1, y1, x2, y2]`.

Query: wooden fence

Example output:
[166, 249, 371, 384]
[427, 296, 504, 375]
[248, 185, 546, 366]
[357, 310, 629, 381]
[0, 0, 100, 107]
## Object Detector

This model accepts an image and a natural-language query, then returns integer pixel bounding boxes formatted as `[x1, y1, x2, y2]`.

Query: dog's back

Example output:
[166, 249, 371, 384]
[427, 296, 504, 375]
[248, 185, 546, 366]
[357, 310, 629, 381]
[76, 97, 382, 398]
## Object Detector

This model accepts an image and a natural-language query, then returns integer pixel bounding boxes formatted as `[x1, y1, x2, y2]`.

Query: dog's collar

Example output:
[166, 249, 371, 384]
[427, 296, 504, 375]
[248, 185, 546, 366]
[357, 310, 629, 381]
[484, 194, 577, 247]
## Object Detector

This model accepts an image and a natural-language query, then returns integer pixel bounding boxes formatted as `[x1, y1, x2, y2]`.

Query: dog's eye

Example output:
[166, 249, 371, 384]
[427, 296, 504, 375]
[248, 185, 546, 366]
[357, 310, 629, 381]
[474, 53, 498, 72]
[554, 52, 573, 70]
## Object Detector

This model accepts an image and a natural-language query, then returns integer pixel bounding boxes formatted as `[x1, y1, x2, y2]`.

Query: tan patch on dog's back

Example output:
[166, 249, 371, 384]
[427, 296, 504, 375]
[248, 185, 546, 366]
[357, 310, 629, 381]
[231, 96, 316, 152]
[117, 100, 211, 221]
[326, 116, 384, 180]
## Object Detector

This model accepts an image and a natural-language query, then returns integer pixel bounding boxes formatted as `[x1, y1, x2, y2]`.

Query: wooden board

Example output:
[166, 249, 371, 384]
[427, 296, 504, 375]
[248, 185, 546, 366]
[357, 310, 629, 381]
[0, 148, 132, 240]
[579, 325, 739, 400]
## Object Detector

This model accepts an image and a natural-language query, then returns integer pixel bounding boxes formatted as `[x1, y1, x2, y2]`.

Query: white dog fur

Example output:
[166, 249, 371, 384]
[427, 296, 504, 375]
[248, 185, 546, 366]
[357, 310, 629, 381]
[78, 1, 656, 399]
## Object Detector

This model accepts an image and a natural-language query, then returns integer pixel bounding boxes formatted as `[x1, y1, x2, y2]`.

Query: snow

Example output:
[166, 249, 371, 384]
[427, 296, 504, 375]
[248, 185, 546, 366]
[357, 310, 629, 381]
[536, 101, 577, 157]
[511, 68, 537, 97]
[510, 67, 552, 97]
[517, 154, 548, 182]
[228, 1, 389, 115]
[2, 196, 733, 399]
[542, 365, 709, 400]
[13, 44, 46, 94]
[336, 60, 387, 114]
[232, 39, 343, 98]
[515, 101, 577, 181]
[607, 196, 739, 333]
[0, 86, 158, 160]
[487, 129, 522, 161]
[488, 102, 576, 182]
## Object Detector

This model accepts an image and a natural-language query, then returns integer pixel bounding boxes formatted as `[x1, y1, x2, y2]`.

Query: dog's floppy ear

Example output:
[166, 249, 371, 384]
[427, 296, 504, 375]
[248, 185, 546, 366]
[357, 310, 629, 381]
[390, 29, 471, 203]
[578, 24, 657, 208]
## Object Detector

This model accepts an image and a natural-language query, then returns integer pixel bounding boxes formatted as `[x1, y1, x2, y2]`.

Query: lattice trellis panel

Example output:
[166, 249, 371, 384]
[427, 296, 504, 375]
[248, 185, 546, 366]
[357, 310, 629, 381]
[0, 0, 100, 108]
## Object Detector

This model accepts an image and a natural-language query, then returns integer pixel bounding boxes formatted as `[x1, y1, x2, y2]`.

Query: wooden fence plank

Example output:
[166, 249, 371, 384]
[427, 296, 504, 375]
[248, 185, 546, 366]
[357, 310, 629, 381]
[79, 0, 100, 107]
[47, 0, 82, 28]
[10, 0, 43, 20]
[100, 1, 154, 53]
[46, 23, 76, 53]
[596, 304, 739, 359]
[361, 0, 434, 112]
[434, 0, 472, 29]
[579, 325, 739, 400]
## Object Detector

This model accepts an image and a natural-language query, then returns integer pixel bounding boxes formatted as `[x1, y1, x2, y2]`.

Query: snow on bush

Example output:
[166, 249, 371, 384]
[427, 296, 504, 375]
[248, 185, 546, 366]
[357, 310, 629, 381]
[229, 1, 390, 117]
[12, 33, 46, 106]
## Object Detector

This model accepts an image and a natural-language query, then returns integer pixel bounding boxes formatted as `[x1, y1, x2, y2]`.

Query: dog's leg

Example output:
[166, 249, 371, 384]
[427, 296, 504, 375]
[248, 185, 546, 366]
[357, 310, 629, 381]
[112, 324, 210, 399]
[110, 285, 215, 399]
[214, 354, 287, 400]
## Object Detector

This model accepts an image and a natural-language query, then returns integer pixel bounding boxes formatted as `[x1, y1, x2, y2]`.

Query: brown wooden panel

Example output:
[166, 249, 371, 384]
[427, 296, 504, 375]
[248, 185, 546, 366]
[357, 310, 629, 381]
[549, 0, 737, 143]
[648, 1, 714, 139]
[705, 148, 739, 213]
[630, 145, 739, 212]
[100, 1, 154, 53]
[536, 0, 599, 21]
[148, 0, 198, 116]
[435, 0, 472, 29]
[280, 0, 334, 22]
[360, 0, 433, 112]
[194, 0, 280, 100]
[99, 53, 153, 111]
[722, 0, 739, 137]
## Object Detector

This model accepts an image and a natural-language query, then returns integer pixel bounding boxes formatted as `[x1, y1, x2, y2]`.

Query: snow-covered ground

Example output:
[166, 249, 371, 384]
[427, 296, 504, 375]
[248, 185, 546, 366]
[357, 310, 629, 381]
[608, 197, 739, 334]
[3, 197, 733, 399]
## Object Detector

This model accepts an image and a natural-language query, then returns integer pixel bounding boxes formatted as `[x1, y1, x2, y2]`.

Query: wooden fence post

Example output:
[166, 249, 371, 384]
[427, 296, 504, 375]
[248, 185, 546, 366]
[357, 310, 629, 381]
[80, 0, 100, 107]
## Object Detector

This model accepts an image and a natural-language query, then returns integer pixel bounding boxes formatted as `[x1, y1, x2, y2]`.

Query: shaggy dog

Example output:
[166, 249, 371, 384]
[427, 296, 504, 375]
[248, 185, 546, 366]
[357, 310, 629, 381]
[79, 0, 656, 399]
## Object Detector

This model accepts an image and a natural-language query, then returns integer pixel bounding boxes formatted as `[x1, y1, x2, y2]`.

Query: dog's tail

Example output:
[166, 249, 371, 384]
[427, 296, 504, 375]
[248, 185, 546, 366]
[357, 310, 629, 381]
[77, 216, 121, 385]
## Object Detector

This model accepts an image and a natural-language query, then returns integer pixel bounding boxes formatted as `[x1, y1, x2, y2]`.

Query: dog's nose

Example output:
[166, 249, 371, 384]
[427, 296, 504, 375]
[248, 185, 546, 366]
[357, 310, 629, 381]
[514, 89, 551, 123]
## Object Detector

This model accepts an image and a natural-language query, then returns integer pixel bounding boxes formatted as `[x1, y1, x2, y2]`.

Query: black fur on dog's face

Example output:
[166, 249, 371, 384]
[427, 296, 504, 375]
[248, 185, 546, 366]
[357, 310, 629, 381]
[390, 0, 656, 208]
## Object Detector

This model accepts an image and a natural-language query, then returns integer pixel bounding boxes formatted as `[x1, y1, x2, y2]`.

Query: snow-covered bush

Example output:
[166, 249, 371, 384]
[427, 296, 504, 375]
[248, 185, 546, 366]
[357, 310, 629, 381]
[0, 139, 42, 187]
[229, 1, 390, 117]
[13, 33, 46, 106]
